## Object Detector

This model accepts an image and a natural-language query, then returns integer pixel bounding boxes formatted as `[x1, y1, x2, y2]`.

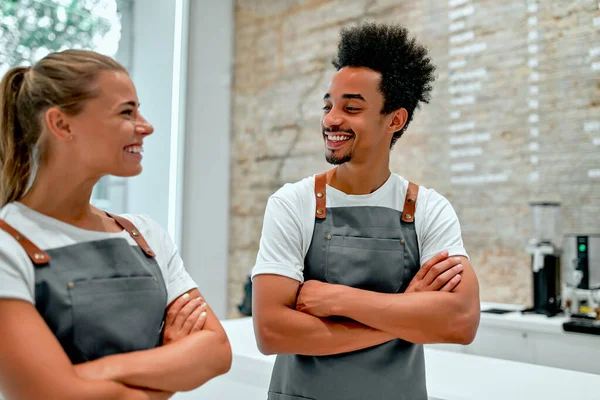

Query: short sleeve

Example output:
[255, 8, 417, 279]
[126, 214, 198, 306]
[418, 191, 469, 266]
[251, 195, 305, 283]
[161, 238, 198, 306]
[0, 230, 35, 303]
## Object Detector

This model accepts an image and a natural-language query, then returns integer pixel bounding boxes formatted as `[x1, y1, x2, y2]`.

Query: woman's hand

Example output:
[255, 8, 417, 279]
[162, 292, 208, 345]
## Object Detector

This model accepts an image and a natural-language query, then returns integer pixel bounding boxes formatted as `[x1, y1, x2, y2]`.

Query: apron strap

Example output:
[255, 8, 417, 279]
[0, 219, 50, 265]
[401, 182, 419, 223]
[105, 213, 156, 257]
[315, 170, 417, 222]
[314, 168, 336, 219]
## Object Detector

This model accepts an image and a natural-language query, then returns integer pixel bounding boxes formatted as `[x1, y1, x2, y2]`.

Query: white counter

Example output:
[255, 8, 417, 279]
[174, 317, 600, 400]
[479, 302, 569, 334]
[427, 302, 600, 374]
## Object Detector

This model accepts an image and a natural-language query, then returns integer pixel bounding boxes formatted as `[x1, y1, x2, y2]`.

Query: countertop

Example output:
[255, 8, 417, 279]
[174, 316, 600, 400]
[479, 302, 570, 334]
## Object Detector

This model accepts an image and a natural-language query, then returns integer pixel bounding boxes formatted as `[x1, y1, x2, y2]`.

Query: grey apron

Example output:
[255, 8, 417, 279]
[268, 170, 427, 400]
[0, 213, 168, 363]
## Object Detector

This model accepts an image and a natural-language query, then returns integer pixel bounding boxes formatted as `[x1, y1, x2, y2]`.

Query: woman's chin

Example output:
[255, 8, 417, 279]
[111, 166, 143, 178]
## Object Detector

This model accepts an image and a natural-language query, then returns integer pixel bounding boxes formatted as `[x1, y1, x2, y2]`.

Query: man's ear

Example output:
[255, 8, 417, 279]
[387, 108, 408, 135]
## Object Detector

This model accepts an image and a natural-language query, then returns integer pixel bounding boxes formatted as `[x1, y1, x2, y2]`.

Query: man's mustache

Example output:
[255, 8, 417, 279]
[323, 128, 355, 135]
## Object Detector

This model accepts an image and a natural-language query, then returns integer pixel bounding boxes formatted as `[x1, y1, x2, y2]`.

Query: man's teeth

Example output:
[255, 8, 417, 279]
[125, 146, 143, 154]
[327, 135, 351, 142]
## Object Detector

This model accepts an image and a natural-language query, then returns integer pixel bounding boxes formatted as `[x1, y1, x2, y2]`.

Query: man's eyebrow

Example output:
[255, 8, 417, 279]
[322, 93, 366, 101]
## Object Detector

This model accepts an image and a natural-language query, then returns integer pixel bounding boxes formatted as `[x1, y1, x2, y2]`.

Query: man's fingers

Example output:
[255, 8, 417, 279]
[422, 256, 462, 286]
[416, 250, 449, 280]
[440, 274, 462, 292]
[430, 264, 463, 290]
[172, 296, 204, 330]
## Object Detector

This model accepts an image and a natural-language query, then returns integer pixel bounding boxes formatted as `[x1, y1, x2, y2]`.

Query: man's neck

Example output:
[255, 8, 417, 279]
[329, 161, 391, 195]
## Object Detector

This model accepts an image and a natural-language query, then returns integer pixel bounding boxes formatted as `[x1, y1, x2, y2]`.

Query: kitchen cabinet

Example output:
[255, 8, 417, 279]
[466, 325, 535, 363]
[531, 331, 600, 373]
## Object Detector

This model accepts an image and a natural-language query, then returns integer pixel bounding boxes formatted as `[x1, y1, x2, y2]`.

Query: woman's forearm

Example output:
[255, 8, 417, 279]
[68, 379, 151, 400]
[97, 330, 232, 392]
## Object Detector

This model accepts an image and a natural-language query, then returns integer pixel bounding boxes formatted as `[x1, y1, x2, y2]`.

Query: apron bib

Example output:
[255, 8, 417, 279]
[268, 171, 427, 400]
[0, 213, 168, 363]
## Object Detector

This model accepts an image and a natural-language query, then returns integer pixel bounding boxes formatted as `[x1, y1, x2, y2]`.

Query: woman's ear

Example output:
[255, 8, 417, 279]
[44, 107, 73, 141]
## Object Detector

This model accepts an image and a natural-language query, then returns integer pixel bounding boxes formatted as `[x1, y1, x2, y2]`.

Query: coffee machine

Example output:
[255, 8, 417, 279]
[561, 234, 600, 334]
[562, 234, 600, 292]
[523, 202, 562, 317]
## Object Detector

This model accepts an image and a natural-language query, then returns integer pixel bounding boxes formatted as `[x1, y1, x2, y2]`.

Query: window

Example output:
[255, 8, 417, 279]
[0, 0, 133, 213]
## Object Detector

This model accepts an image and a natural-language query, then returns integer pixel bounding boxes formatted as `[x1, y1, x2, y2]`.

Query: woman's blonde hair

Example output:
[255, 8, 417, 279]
[0, 49, 126, 206]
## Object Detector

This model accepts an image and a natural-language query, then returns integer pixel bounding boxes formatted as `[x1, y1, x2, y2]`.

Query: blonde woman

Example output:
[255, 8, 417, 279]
[0, 50, 231, 400]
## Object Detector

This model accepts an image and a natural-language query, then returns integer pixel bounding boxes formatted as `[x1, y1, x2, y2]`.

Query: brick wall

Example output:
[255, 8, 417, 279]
[227, 0, 600, 317]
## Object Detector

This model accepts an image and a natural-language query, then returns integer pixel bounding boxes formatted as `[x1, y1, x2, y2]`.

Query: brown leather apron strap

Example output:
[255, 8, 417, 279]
[314, 168, 336, 219]
[106, 213, 156, 257]
[0, 219, 50, 265]
[314, 173, 327, 219]
[316, 170, 412, 221]
[401, 182, 419, 223]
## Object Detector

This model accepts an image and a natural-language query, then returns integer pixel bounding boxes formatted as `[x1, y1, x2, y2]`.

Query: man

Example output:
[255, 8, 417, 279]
[251, 22, 480, 400]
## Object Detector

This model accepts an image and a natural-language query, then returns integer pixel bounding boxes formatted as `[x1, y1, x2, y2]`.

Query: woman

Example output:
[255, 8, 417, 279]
[0, 50, 232, 400]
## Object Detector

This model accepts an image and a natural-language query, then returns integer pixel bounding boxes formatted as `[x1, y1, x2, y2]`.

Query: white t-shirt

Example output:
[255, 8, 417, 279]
[0, 202, 197, 306]
[251, 173, 468, 283]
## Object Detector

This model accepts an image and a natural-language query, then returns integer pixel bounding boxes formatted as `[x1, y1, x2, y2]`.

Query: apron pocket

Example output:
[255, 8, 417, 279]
[268, 392, 315, 400]
[69, 276, 166, 361]
[325, 235, 406, 293]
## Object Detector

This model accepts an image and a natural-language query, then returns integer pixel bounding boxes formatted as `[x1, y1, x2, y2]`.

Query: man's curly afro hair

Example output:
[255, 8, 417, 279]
[332, 22, 436, 146]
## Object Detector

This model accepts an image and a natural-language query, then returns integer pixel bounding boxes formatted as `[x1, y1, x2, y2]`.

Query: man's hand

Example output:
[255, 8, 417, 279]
[295, 280, 342, 317]
[162, 293, 208, 345]
[406, 251, 463, 293]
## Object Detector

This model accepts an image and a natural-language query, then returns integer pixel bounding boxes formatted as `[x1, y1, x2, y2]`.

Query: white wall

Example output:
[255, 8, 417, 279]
[128, 0, 233, 318]
[127, 0, 177, 230]
[180, 0, 233, 318]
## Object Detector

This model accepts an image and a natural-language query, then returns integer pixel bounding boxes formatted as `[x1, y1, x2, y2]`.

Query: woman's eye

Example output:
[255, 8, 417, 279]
[322, 105, 331, 111]
[121, 109, 134, 115]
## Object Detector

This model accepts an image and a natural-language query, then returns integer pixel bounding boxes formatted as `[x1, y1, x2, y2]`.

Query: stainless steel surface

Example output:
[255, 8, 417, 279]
[563, 234, 600, 289]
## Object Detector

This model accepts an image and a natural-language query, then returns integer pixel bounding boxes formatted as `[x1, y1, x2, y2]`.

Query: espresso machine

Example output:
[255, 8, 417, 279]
[523, 202, 562, 317]
[561, 234, 600, 334]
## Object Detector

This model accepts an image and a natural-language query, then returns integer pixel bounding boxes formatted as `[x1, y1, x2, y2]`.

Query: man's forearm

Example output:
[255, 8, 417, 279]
[255, 305, 395, 356]
[90, 330, 231, 393]
[334, 288, 480, 344]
